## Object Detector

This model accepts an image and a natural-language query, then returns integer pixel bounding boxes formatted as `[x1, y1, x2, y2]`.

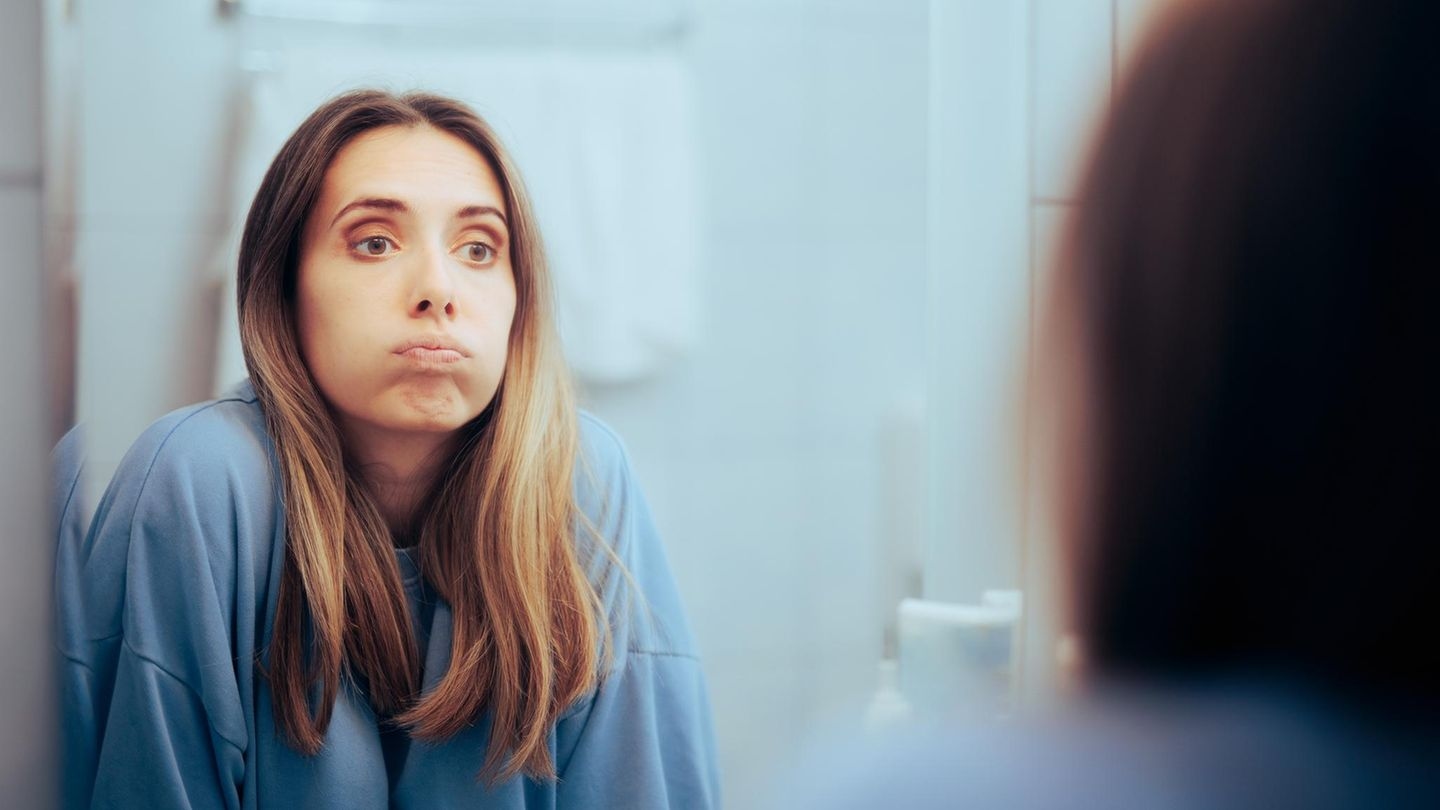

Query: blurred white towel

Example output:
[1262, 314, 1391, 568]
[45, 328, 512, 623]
[213, 38, 700, 394]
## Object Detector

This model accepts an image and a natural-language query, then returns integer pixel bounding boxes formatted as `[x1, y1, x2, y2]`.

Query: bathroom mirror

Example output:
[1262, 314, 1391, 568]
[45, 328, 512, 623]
[44, 0, 1157, 802]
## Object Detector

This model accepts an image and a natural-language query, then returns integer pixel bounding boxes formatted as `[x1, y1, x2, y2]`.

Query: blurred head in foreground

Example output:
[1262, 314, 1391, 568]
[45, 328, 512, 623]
[1047, 0, 1439, 709]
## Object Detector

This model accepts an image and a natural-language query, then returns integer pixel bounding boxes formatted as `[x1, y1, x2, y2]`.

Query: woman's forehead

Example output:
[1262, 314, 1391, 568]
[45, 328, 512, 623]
[318, 124, 507, 220]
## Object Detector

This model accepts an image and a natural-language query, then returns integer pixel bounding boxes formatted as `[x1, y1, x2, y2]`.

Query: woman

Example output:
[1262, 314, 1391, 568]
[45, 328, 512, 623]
[56, 90, 719, 808]
[788, 0, 1439, 806]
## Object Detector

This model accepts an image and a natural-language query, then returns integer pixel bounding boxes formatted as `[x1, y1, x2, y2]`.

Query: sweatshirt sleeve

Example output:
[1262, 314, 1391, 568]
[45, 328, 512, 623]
[552, 415, 722, 808]
[57, 404, 271, 810]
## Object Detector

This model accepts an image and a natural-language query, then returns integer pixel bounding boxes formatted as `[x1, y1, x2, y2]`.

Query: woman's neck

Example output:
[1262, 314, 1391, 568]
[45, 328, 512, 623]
[340, 421, 456, 541]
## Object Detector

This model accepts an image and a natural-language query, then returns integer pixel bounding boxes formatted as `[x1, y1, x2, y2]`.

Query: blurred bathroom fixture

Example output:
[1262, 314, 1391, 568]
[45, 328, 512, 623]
[896, 591, 1023, 722]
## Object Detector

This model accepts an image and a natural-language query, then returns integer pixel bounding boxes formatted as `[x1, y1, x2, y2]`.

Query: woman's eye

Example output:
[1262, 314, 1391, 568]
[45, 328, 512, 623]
[353, 236, 395, 257]
[465, 242, 496, 264]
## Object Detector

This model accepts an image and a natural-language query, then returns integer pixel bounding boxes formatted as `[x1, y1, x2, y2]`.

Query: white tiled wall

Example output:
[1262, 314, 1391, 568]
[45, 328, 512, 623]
[920, 0, 1137, 617]
[924, 0, 1031, 608]
[925, 0, 1167, 699]
[71, 0, 240, 511]
[582, 5, 930, 804]
[1032, 0, 1115, 202]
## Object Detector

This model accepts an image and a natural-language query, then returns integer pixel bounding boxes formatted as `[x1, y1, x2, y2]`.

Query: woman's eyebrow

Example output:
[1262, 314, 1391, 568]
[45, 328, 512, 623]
[328, 198, 508, 229]
[330, 197, 407, 228]
[456, 205, 508, 227]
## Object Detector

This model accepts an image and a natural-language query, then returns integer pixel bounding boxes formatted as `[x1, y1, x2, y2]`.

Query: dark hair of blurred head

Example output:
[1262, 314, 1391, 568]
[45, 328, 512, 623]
[1056, 0, 1439, 707]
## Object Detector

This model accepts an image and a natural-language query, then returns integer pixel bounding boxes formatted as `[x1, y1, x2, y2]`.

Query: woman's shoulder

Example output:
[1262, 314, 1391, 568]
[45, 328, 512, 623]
[91, 380, 279, 573]
[572, 410, 643, 527]
[576, 409, 631, 476]
[60, 381, 281, 676]
[121, 380, 270, 482]
[572, 410, 700, 661]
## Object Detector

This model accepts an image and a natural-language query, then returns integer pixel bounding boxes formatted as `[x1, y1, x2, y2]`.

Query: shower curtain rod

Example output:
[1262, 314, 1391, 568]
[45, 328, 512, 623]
[218, 0, 693, 44]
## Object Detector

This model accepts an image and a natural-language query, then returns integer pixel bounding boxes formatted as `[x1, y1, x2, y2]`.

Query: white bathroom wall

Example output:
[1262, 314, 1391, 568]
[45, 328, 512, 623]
[579, 2, 930, 804]
[921, 0, 1115, 652]
[71, 0, 240, 514]
[924, 0, 1031, 611]
[0, 0, 56, 803]
[924, 0, 1168, 699]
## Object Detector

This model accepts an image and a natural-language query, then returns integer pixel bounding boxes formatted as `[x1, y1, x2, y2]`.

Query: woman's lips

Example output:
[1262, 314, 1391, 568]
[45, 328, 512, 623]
[396, 346, 465, 363]
[392, 336, 470, 365]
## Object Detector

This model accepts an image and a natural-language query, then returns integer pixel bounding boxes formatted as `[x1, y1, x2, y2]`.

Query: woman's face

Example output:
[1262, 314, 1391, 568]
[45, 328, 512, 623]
[296, 124, 517, 445]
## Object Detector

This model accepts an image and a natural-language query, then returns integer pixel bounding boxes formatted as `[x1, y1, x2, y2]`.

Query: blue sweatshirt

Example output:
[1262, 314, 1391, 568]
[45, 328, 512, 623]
[54, 381, 720, 809]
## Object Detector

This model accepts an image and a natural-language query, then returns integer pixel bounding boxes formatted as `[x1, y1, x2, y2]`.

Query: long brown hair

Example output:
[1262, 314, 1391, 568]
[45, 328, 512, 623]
[1050, 0, 1440, 701]
[237, 89, 610, 781]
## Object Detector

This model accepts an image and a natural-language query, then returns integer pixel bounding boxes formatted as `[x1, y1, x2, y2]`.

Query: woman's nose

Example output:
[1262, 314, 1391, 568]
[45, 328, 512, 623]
[415, 297, 454, 316]
[410, 246, 456, 318]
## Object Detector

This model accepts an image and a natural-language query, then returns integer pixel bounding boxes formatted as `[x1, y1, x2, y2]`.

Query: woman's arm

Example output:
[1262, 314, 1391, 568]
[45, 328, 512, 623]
[553, 414, 722, 808]
[57, 402, 272, 809]
[554, 648, 720, 807]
